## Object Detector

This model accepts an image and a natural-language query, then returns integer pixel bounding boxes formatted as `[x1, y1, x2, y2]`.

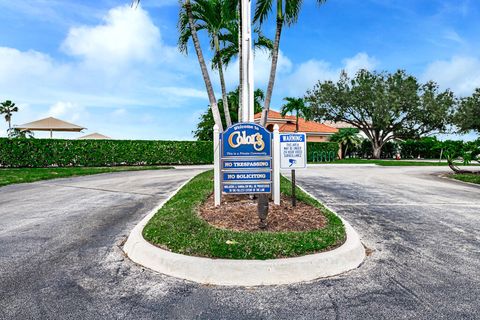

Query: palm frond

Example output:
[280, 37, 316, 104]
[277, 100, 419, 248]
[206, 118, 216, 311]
[284, 0, 303, 25]
[254, 0, 273, 25]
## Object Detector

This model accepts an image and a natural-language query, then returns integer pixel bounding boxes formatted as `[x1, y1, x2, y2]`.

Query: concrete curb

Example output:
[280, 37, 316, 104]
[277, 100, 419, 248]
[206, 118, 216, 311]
[123, 176, 365, 286]
[437, 173, 480, 189]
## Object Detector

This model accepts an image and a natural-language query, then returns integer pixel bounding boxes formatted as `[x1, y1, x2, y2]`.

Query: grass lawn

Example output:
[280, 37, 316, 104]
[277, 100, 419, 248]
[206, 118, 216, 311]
[311, 158, 479, 166]
[451, 173, 480, 185]
[0, 166, 173, 187]
[142, 170, 345, 260]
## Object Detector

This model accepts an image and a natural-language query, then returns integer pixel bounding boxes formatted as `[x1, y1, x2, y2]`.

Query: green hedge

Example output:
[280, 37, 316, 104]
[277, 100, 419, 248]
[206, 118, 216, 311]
[0, 138, 338, 167]
[0, 138, 213, 167]
[307, 142, 339, 162]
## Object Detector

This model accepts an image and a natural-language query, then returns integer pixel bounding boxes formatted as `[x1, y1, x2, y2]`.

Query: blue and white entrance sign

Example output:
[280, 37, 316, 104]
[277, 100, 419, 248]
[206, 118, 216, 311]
[222, 159, 271, 170]
[223, 171, 271, 182]
[223, 183, 271, 194]
[222, 123, 271, 157]
[220, 123, 272, 194]
[280, 133, 307, 169]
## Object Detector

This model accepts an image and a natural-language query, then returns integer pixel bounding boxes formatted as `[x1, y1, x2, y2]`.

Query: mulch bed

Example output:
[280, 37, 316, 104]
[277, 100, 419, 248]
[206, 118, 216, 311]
[198, 194, 327, 232]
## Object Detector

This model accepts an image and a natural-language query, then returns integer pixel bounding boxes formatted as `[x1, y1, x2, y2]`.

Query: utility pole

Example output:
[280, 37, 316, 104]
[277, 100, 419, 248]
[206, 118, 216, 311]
[241, 0, 254, 122]
[242, 0, 269, 227]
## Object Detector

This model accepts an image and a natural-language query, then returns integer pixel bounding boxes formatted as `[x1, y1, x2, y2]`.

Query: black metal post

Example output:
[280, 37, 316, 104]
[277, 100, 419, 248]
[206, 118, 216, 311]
[291, 169, 296, 207]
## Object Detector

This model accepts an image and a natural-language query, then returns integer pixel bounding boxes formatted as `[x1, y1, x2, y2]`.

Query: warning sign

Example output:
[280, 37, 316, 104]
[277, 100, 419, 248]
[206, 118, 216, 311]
[280, 133, 307, 169]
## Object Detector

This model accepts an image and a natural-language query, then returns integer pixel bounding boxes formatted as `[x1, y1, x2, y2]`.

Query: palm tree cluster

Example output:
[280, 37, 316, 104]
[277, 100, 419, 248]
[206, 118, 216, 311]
[0, 100, 33, 138]
[0, 100, 18, 136]
[280, 97, 311, 132]
[134, 0, 327, 132]
[329, 128, 362, 159]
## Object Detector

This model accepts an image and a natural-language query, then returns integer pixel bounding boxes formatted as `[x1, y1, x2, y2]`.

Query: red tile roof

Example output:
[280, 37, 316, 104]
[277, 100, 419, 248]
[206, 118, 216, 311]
[254, 110, 338, 134]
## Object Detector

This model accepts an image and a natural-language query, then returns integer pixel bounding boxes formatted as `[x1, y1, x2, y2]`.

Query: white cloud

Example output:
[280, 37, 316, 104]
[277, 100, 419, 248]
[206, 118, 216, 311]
[221, 51, 377, 105]
[253, 50, 293, 86]
[112, 108, 127, 117]
[342, 52, 378, 76]
[422, 56, 480, 96]
[0, 4, 200, 109]
[61, 5, 160, 67]
[443, 30, 464, 44]
[154, 86, 208, 99]
[223, 50, 293, 91]
[0, 4, 204, 139]
[0, 47, 69, 87]
[44, 101, 87, 124]
[281, 52, 378, 97]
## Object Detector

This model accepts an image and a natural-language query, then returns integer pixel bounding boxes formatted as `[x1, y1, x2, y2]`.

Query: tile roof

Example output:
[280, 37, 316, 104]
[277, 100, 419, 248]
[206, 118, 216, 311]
[254, 110, 338, 134]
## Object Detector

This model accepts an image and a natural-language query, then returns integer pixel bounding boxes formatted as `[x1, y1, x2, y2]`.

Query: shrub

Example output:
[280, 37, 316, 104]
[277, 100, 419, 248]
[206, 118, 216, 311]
[0, 138, 213, 167]
[356, 140, 398, 159]
[0, 138, 340, 167]
[307, 142, 339, 162]
[398, 138, 475, 160]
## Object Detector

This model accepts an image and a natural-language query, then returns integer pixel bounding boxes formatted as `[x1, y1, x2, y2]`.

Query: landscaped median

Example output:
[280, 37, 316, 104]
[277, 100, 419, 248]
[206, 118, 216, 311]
[124, 170, 365, 286]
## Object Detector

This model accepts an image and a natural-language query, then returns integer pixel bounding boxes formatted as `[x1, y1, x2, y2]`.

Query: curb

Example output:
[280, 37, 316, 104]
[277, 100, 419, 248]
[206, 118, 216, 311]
[123, 177, 365, 286]
[437, 173, 480, 189]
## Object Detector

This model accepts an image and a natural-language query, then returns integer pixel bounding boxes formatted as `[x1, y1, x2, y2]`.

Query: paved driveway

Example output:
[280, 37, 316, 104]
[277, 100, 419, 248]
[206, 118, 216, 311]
[1, 166, 479, 319]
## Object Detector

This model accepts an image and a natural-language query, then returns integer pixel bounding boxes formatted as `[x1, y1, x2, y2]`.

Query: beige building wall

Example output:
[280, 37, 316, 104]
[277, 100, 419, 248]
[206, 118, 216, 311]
[307, 135, 329, 142]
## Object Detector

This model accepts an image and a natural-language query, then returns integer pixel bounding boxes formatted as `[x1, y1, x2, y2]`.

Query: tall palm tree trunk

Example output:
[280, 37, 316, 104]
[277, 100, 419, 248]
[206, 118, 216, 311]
[260, 3, 283, 126]
[214, 36, 232, 127]
[185, 0, 224, 131]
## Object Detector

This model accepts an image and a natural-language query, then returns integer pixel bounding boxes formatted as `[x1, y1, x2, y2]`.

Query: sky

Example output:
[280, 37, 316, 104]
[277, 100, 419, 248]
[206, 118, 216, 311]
[0, 0, 479, 140]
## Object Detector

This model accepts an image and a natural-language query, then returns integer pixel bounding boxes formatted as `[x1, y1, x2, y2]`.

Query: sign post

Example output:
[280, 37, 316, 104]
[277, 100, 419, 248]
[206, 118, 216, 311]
[272, 125, 280, 205]
[214, 124, 221, 206]
[280, 133, 307, 206]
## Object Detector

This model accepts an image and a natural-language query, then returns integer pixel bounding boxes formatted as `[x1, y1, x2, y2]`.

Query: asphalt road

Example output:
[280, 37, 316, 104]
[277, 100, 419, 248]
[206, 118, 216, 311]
[1, 166, 479, 319]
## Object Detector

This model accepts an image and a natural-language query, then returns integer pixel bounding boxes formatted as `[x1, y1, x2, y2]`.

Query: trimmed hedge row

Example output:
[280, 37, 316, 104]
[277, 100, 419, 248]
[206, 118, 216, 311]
[0, 138, 213, 167]
[307, 142, 339, 162]
[0, 138, 339, 167]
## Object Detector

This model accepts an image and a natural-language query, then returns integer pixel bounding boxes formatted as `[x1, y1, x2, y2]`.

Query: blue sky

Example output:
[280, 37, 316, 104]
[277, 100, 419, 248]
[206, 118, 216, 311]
[0, 0, 479, 140]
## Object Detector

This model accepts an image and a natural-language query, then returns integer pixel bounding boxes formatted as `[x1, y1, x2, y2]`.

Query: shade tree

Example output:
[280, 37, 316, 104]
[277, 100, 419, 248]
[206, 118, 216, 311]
[306, 70, 455, 159]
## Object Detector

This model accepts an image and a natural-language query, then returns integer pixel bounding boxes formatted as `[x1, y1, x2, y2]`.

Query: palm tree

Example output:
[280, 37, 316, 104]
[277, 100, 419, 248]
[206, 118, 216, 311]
[255, 0, 327, 126]
[330, 128, 362, 159]
[216, 22, 273, 122]
[178, 0, 237, 128]
[280, 97, 311, 132]
[0, 100, 18, 133]
[133, 0, 224, 131]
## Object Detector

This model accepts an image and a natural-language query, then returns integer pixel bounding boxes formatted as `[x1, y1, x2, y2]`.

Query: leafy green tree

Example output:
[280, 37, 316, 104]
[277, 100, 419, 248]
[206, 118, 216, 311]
[447, 88, 480, 173]
[194, 88, 264, 140]
[454, 88, 480, 134]
[0, 100, 18, 133]
[329, 128, 361, 159]
[254, 0, 327, 126]
[280, 97, 311, 132]
[307, 70, 454, 158]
